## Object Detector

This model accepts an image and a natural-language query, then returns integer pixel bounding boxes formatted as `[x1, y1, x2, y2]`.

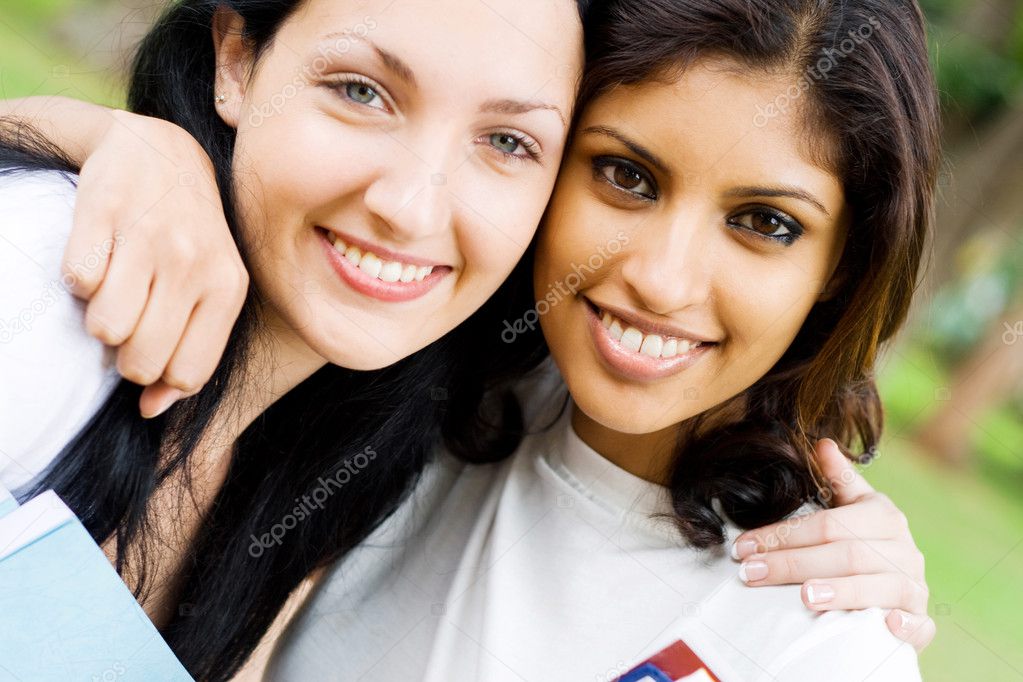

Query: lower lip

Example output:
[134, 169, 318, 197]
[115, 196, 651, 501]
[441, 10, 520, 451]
[318, 229, 448, 303]
[585, 302, 714, 382]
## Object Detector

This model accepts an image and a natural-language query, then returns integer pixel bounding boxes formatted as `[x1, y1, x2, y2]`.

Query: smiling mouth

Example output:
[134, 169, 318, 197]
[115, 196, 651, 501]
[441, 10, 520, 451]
[583, 299, 718, 381]
[317, 228, 450, 303]
[322, 229, 440, 284]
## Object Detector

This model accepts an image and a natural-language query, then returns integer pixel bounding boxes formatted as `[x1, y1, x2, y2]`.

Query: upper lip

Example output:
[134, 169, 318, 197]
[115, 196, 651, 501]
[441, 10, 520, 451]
[321, 228, 448, 269]
[586, 298, 719, 344]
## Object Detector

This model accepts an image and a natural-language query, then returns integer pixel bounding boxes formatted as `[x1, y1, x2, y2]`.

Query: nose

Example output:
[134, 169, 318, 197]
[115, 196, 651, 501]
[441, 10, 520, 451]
[620, 209, 714, 315]
[363, 136, 455, 242]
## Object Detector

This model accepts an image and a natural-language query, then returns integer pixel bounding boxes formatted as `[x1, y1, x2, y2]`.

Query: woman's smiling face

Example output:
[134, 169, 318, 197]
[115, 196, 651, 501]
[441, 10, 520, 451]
[535, 58, 851, 472]
[214, 0, 583, 370]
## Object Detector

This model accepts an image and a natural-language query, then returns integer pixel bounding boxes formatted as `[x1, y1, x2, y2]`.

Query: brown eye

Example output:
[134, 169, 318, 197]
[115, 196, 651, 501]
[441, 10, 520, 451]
[595, 158, 657, 200]
[613, 165, 644, 190]
[728, 208, 803, 245]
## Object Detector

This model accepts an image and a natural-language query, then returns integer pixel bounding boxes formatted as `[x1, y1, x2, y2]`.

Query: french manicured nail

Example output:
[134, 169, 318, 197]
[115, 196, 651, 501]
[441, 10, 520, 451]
[731, 539, 759, 560]
[805, 583, 835, 605]
[898, 612, 913, 631]
[142, 390, 184, 419]
[739, 560, 768, 583]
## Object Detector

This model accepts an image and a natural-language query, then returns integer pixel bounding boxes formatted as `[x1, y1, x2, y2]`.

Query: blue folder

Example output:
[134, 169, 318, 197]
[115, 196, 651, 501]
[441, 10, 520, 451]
[0, 484, 193, 681]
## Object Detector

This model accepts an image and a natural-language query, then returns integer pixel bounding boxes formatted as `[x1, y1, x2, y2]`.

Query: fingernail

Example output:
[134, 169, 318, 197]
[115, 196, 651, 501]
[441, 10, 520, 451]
[898, 612, 913, 631]
[142, 390, 184, 419]
[731, 539, 759, 561]
[806, 583, 835, 605]
[739, 560, 768, 583]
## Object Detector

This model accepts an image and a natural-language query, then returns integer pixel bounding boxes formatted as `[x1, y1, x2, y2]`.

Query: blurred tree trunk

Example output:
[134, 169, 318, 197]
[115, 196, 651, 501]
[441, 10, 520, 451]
[912, 295, 1023, 466]
[908, 95, 1023, 333]
[935, 96, 1023, 288]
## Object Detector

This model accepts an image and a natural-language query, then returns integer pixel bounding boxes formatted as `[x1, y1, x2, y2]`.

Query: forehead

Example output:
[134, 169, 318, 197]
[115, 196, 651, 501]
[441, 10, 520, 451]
[279, 0, 583, 93]
[581, 59, 842, 194]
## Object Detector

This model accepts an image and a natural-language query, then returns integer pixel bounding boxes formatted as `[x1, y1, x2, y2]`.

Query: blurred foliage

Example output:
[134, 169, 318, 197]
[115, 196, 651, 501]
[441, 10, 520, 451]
[922, 0, 1023, 124]
[926, 235, 1023, 358]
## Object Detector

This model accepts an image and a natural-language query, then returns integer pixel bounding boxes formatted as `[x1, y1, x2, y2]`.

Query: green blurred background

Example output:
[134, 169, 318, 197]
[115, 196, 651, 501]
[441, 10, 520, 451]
[1, 0, 1021, 679]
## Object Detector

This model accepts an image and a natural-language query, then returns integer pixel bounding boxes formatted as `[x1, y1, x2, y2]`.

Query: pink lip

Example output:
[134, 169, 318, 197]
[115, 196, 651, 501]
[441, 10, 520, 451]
[318, 230, 449, 303]
[585, 302, 714, 382]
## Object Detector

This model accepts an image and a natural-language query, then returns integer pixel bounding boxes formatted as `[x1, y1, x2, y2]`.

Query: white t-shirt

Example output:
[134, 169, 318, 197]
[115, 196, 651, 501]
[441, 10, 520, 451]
[0, 170, 120, 497]
[267, 390, 920, 681]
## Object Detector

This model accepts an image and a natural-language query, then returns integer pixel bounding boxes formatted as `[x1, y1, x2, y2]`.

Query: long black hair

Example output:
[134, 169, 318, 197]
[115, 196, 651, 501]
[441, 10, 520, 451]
[2, 0, 588, 679]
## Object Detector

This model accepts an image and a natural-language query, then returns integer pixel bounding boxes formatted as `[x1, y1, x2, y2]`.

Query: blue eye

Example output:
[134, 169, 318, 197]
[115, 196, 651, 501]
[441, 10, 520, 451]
[491, 133, 521, 154]
[339, 80, 386, 110]
[593, 157, 658, 200]
[728, 209, 804, 246]
[484, 132, 540, 161]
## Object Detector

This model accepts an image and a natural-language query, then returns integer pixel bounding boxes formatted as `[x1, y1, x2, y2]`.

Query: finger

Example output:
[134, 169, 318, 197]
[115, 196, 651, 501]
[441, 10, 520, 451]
[84, 245, 154, 346]
[885, 610, 936, 652]
[799, 575, 929, 616]
[817, 437, 875, 505]
[732, 502, 900, 558]
[63, 192, 116, 299]
[163, 294, 239, 393]
[139, 381, 185, 420]
[116, 280, 196, 396]
[738, 540, 919, 586]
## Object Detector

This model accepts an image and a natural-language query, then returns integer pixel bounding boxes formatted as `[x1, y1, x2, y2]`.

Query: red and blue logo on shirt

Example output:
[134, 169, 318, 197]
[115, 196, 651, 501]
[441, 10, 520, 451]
[615, 640, 721, 682]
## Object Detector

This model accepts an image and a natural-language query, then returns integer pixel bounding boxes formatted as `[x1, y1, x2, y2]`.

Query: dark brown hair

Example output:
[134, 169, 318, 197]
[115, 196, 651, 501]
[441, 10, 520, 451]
[579, 0, 941, 546]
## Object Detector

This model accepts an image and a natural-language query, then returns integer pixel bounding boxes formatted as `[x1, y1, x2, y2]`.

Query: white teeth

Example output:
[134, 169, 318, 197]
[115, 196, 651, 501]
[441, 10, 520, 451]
[359, 252, 383, 279]
[599, 308, 705, 359]
[640, 334, 664, 358]
[379, 261, 403, 283]
[621, 327, 644, 352]
[343, 245, 362, 266]
[330, 233, 437, 285]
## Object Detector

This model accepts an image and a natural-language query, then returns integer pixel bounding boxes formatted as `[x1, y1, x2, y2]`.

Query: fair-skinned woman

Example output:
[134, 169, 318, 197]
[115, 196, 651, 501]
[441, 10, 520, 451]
[1, 1, 584, 679]
[0, 0, 933, 678]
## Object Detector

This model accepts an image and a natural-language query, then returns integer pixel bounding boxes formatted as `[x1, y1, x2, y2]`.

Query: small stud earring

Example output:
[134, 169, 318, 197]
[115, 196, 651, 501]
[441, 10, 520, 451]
[215, 94, 227, 104]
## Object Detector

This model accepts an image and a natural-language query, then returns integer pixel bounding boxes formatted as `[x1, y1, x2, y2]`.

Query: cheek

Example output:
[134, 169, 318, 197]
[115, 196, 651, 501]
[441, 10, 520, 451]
[719, 260, 821, 370]
[234, 109, 373, 221]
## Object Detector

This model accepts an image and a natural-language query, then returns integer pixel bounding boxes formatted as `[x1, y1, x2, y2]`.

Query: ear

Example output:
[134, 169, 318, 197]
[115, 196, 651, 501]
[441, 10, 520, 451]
[211, 6, 254, 129]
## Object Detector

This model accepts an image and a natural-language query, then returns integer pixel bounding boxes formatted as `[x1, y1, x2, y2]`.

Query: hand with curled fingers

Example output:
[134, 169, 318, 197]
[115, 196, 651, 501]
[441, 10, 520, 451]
[67, 109, 249, 419]
[731, 438, 935, 652]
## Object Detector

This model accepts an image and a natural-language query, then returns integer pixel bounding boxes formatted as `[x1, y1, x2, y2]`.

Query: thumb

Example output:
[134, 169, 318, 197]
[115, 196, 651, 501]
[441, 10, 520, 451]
[817, 438, 875, 505]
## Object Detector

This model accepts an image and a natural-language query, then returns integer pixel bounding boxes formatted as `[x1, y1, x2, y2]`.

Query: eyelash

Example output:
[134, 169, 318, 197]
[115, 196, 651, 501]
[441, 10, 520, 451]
[726, 207, 805, 246]
[326, 74, 392, 111]
[482, 131, 543, 163]
[593, 157, 805, 246]
[326, 77, 541, 164]
[592, 156, 659, 201]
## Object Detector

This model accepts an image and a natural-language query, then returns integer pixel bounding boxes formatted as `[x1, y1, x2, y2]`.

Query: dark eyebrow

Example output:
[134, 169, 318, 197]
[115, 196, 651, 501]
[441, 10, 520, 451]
[372, 44, 417, 87]
[725, 186, 831, 217]
[579, 125, 669, 174]
[481, 99, 567, 128]
[317, 34, 417, 87]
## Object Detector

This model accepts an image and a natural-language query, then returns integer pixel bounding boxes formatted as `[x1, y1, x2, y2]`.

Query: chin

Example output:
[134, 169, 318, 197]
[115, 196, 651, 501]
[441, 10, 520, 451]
[566, 371, 682, 436]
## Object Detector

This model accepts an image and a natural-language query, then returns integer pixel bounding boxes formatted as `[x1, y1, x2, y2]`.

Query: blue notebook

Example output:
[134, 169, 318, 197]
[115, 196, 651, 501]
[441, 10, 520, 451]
[0, 485, 193, 681]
